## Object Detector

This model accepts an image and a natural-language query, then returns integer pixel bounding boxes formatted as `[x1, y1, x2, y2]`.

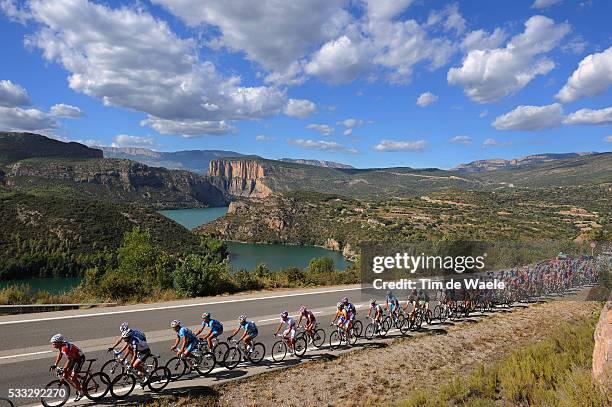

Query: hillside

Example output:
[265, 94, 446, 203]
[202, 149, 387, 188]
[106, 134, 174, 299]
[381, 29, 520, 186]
[197, 185, 611, 255]
[454, 152, 598, 172]
[279, 158, 354, 169]
[0, 133, 228, 208]
[101, 146, 243, 174]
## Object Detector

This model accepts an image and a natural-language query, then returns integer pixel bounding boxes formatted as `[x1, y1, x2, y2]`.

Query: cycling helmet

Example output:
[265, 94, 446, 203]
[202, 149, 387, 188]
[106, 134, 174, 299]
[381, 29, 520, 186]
[370, 298, 376, 305]
[119, 322, 129, 332]
[336, 301, 343, 309]
[299, 306, 306, 313]
[280, 311, 289, 319]
[202, 312, 211, 320]
[341, 297, 348, 304]
[121, 329, 133, 339]
[170, 319, 181, 328]
[50, 334, 64, 344]
[239, 315, 247, 324]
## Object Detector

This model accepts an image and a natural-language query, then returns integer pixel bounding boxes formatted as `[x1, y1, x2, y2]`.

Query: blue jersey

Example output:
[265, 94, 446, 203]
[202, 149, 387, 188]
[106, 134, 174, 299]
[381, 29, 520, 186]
[177, 327, 196, 343]
[131, 329, 146, 342]
[203, 319, 223, 332]
[241, 321, 258, 334]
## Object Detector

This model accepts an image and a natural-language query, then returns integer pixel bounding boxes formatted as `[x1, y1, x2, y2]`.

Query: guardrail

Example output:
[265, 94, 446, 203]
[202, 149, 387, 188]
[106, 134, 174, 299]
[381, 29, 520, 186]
[0, 303, 117, 314]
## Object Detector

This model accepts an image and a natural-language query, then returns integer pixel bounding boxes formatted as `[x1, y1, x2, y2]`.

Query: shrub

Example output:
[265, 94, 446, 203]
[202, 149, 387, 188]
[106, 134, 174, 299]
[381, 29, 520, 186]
[173, 253, 231, 297]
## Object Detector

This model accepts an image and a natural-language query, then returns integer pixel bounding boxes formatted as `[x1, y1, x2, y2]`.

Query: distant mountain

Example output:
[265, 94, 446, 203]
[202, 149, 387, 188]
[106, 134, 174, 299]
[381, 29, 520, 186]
[101, 146, 243, 174]
[454, 152, 598, 172]
[280, 158, 354, 169]
[0, 132, 102, 163]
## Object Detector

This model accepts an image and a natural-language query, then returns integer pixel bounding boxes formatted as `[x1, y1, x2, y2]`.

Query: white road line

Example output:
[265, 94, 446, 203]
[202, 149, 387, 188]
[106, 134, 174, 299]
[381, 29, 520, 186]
[0, 287, 362, 326]
[0, 350, 52, 360]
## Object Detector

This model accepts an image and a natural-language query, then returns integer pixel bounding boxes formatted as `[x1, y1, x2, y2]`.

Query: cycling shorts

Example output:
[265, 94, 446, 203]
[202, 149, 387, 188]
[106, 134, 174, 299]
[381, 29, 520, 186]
[66, 355, 85, 373]
[210, 327, 223, 337]
[246, 330, 258, 339]
[283, 328, 296, 339]
[184, 340, 197, 353]
[136, 348, 151, 363]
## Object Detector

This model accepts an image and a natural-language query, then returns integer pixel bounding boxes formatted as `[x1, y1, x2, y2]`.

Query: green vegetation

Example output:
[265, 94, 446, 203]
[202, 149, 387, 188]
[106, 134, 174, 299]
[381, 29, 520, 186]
[400, 314, 609, 407]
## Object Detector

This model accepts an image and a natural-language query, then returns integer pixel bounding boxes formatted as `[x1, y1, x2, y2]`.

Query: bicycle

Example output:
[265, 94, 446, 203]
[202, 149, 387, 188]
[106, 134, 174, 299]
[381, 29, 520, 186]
[109, 360, 170, 399]
[197, 337, 229, 365]
[364, 317, 389, 339]
[295, 324, 326, 348]
[0, 398, 14, 407]
[271, 332, 307, 362]
[165, 346, 215, 381]
[101, 349, 159, 382]
[41, 359, 110, 407]
[223, 338, 266, 369]
[383, 309, 406, 330]
[329, 322, 357, 350]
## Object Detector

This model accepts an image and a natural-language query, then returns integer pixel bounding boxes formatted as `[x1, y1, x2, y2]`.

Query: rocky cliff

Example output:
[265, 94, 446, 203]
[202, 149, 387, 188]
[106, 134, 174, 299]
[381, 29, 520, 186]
[208, 159, 272, 198]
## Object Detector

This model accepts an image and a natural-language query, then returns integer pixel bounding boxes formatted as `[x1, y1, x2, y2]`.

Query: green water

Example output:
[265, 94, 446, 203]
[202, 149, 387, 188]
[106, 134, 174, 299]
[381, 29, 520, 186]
[160, 207, 349, 271]
[0, 277, 81, 295]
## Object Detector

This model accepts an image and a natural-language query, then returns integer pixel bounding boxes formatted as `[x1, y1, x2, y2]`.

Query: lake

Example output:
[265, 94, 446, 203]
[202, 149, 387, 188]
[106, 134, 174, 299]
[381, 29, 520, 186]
[0, 277, 82, 295]
[161, 207, 349, 271]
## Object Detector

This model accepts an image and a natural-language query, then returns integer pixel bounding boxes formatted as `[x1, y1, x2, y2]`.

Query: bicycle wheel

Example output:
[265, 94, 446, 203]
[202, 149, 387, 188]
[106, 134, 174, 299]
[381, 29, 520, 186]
[433, 305, 441, 320]
[195, 351, 215, 376]
[146, 355, 159, 372]
[271, 340, 287, 362]
[165, 357, 187, 381]
[147, 367, 170, 392]
[212, 342, 229, 364]
[329, 330, 342, 350]
[381, 318, 391, 335]
[247, 343, 266, 364]
[425, 309, 433, 324]
[100, 359, 124, 381]
[347, 329, 358, 346]
[365, 323, 376, 340]
[110, 373, 135, 399]
[383, 316, 392, 331]
[312, 328, 326, 348]
[83, 371, 110, 401]
[294, 336, 307, 357]
[223, 347, 242, 370]
[352, 320, 363, 337]
[40, 380, 70, 407]
[439, 307, 448, 323]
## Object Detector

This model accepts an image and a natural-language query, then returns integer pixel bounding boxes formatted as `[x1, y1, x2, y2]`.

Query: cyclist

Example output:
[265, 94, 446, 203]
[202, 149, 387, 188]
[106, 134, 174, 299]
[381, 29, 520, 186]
[119, 329, 150, 387]
[367, 298, 384, 330]
[297, 306, 317, 339]
[417, 289, 430, 310]
[342, 297, 357, 330]
[274, 311, 297, 352]
[49, 334, 85, 402]
[404, 289, 419, 324]
[386, 290, 400, 319]
[170, 320, 197, 369]
[108, 321, 146, 353]
[331, 301, 349, 335]
[195, 312, 224, 350]
[228, 315, 259, 353]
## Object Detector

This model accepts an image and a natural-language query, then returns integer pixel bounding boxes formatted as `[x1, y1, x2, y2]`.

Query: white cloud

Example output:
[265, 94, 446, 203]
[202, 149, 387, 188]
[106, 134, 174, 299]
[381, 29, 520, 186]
[564, 107, 612, 125]
[50, 103, 84, 118]
[283, 99, 317, 119]
[255, 134, 275, 142]
[337, 118, 366, 128]
[492, 103, 564, 131]
[483, 138, 506, 147]
[448, 16, 570, 103]
[343, 128, 353, 136]
[460, 28, 506, 52]
[561, 35, 587, 55]
[416, 92, 438, 107]
[604, 135, 612, 143]
[112, 134, 157, 148]
[141, 117, 235, 137]
[23, 0, 286, 137]
[556, 47, 612, 103]
[287, 138, 357, 154]
[306, 123, 334, 136]
[0, 79, 30, 107]
[532, 0, 562, 8]
[0, 0, 30, 23]
[479, 110, 488, 118]
[373, 139, 428, 152]
[450, 135, 472, 145]
[0, 106, 58, 132]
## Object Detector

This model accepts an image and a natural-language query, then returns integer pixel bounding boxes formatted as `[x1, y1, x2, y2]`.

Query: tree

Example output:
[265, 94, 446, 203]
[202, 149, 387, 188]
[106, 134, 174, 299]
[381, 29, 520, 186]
[173, 253, 230, 297]
[308, 257, 334, 274]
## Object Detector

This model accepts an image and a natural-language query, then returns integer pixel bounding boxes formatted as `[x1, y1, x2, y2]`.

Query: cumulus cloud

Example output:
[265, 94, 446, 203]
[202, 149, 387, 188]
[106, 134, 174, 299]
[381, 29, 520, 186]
[448, 15, 570, 103]
[0, 79, 30, 107]
[343, 128, 353, 136]
[561, 35, 587, 55]
[450, 135, 472, 145]
[483, 138, 505, 147]
[373, 139, 428, 152]
[22, 0, 286, 137]
[255, 134, 275, 142]
[287, 138, 357, 154]
[532, 0, 562, 8]
[306, 123, 334, 136]
[283, 99, 317, 119]
[141, 117, 235, 137]
[112, 134, 157, 148]
[564, 107, 612, 125]
[416, 92, 438, 107]
[460, 28, 506, 52]
[50, 103, 84, 118]
[556, 47, 612, 103]
[0, 106, 58, 132]
[492, 103, 564, 131]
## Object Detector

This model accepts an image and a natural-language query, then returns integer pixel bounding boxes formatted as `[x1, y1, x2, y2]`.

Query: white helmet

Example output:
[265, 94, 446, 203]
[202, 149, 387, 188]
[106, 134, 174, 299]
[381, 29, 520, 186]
[121, 329, 133, 339]
[239, 315, 247, 324]
[119, 322, 129, 332]
[50, 334, 64, 344]
[170, 319, 181, 328]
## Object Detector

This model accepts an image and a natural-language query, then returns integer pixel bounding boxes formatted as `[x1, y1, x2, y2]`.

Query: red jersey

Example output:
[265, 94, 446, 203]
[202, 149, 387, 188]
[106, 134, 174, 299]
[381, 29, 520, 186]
[60, 342, 83, 361]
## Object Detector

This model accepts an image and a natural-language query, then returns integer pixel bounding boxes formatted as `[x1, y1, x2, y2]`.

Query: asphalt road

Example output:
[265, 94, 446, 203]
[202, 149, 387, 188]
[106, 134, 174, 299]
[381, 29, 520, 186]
[0, 285, 383, 406]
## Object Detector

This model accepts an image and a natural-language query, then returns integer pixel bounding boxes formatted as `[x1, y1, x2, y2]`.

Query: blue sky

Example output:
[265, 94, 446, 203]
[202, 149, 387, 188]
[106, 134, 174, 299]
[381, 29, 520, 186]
[0, 0, 611, 169]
